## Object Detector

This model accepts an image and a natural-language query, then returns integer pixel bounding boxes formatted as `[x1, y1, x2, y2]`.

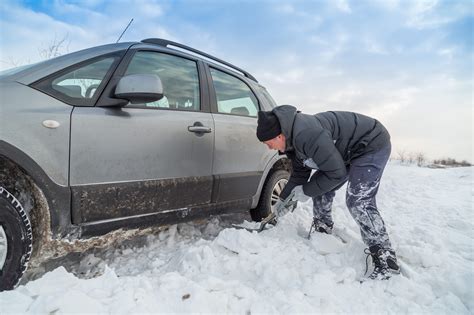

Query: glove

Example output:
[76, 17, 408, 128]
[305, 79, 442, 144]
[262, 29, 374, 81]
[291, 185, 311, 203]
[273, 198, 296, 218]
[273, 198, 285, 216]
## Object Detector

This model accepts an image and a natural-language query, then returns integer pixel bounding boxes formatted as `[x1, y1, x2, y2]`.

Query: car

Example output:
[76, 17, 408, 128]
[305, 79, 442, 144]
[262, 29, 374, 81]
[0, 38, 291, 290]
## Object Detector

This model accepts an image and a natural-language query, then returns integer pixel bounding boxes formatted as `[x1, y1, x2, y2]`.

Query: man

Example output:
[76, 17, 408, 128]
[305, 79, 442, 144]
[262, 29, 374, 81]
[256, 105, 399, 280]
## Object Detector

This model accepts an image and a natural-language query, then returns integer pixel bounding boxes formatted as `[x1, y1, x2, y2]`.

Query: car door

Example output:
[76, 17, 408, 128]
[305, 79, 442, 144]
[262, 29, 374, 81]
[69, 50, 214, 224]
[207, 66, 268, 203]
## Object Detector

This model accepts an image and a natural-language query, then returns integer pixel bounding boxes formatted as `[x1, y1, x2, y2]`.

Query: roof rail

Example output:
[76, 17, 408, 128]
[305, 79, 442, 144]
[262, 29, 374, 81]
[141, 38, 258, 82]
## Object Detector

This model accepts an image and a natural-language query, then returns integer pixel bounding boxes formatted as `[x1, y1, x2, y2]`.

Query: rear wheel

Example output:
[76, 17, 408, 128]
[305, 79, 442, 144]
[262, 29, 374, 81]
[0, 187, 33, 291]
[250, 169, 289, 221]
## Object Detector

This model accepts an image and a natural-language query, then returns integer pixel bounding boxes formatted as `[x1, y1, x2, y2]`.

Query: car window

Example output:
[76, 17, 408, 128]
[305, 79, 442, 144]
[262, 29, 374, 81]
[32, 55, 118, 106]
[124, 51, 200, 111]
[53, 58, 115, 99]
[210, 68, 259, 117]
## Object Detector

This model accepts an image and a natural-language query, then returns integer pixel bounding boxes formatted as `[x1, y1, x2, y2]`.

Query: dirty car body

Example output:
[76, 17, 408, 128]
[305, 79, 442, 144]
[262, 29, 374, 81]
[0, 39, 290, 288]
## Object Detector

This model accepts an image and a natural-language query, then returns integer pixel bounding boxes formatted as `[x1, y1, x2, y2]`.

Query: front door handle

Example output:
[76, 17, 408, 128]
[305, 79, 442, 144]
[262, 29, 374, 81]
[188, 126, 212, 133]
[188, 122, 212, 135]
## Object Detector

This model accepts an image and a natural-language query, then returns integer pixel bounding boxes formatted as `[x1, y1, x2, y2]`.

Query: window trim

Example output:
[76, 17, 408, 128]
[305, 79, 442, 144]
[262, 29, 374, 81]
[206, 64, 261, 118]
[30, 52, 124, 107]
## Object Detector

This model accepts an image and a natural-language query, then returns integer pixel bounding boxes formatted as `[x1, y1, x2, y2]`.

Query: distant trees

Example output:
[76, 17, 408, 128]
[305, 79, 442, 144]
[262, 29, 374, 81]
[397, 150, 407, 163]
[393, 150, 471, 167]
[433, 158, 472, 167]
[415, 152, 426, 167]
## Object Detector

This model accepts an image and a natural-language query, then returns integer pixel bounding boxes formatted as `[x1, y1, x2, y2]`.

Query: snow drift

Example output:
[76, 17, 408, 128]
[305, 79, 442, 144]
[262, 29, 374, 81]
[1, 163, 472, 314]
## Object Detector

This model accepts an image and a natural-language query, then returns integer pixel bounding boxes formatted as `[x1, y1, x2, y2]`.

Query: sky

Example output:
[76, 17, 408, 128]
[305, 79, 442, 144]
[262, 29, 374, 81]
[0, 0, 472, 162]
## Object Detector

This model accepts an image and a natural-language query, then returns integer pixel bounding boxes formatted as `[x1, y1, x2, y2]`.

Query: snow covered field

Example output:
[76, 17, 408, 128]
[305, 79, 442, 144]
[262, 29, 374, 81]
[1, 162, 472, 314]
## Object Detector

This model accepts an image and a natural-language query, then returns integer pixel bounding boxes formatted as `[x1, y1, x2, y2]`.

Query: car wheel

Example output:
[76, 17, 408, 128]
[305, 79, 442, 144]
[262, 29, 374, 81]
[0, 187, 33, 291]
[250, 169, 289, 221]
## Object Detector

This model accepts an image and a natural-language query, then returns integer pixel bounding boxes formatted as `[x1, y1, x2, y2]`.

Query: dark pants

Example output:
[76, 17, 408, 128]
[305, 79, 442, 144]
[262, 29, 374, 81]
[312, 144, 392, 249]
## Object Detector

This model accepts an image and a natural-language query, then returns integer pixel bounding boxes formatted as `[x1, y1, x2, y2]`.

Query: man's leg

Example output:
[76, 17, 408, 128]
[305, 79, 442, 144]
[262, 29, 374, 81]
[345, 144, 399, 278]
[310, 172, 348, 235]
[345, 144, 392, 248]
[312, 190, 336, 229]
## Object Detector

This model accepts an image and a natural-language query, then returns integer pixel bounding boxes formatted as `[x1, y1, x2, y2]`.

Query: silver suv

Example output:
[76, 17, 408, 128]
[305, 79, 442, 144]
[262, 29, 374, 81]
[0, 38, 290, 290]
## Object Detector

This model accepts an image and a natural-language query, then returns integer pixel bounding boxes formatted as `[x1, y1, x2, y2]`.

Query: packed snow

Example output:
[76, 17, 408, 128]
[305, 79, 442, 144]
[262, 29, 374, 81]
[1, 162, 473, 314]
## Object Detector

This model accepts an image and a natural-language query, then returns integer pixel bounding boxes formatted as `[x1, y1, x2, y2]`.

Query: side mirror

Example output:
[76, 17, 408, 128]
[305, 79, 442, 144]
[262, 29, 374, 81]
[114, 74, 164, 104]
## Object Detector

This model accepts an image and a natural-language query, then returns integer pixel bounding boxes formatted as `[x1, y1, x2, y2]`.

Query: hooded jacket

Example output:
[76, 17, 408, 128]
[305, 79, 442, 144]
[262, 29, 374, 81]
[273, 105, 390, 199]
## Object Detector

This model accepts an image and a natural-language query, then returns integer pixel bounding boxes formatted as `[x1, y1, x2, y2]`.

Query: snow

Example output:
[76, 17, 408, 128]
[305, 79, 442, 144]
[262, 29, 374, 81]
[1, 163, 473, 314]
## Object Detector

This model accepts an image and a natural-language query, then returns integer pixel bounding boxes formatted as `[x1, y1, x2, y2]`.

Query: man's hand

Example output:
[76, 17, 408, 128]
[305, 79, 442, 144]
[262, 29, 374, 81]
[273, 190, 298, 217]
[273, 198, 285, 216]
[292, 185, 311, 203]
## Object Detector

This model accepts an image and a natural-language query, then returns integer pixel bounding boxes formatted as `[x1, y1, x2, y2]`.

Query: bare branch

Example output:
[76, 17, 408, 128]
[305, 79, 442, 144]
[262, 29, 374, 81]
[38, 33, 70, 60]
[397, 149, 406, 163]
[416, 152, 426, 167]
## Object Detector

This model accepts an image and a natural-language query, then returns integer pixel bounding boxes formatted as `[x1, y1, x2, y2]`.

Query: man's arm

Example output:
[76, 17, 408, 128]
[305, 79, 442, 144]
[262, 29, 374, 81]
[297, 129, 347, 197]
[279, 152, 311, 200]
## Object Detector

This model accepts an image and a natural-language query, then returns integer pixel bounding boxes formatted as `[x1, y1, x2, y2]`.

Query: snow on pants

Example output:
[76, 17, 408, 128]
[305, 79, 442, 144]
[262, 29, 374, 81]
[312, 144, 392, 249]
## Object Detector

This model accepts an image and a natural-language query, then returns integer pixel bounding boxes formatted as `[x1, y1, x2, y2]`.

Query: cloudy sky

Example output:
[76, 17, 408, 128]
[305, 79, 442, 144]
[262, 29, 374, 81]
[1, 0, 472, 162]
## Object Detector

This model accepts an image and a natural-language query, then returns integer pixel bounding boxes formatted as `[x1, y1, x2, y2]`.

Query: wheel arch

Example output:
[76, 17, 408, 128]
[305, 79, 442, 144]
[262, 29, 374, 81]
[0, 141, 71, 238]
[251, 154, 291, 208]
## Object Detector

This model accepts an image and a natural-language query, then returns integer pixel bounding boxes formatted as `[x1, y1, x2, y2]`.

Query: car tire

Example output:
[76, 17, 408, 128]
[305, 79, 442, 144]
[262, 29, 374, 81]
[0, 186, 33, 291]
[250, 169, 289, 221]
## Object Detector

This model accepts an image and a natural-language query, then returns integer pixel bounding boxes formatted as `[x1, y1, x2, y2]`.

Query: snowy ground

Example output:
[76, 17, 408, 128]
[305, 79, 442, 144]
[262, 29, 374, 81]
[1, 162, 473, 314]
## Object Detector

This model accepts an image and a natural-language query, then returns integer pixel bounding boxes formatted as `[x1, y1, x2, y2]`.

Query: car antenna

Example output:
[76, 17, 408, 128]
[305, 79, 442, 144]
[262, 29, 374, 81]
[116, 18, 134, 43]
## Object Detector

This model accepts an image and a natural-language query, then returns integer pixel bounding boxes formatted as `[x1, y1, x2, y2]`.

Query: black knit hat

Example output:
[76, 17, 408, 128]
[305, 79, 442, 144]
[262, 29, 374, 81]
[256, 111, 281, 141]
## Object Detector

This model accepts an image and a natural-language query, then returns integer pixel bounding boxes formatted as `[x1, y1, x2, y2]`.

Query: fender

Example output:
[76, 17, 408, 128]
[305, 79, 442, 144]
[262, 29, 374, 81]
[0, 141, 71, 238]
[251, 153, 290, 208]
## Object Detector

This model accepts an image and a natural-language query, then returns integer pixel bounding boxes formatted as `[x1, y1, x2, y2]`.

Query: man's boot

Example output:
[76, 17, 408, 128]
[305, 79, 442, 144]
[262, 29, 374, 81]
[366, 245, 400, 280]
[307, 218, 334, 239]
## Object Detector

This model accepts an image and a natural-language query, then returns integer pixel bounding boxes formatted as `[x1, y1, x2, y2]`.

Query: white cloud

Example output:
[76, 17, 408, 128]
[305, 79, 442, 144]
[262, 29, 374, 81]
[437, 47, 457, 62]
[0, 0, 173, 70]
[319, 32, 348, 62]
[257, 58, 472, 162]
[370, 0, 400, 10]
[334, 0, 352, 13]
[135, 0, 163, 18]
[308, 35, 328, 46]
[70, 0, 105, 8]
[364, 38, 388, 55]
[405, 0, 471, 29]
[275, 3, 295, 14]
[0, 3, 92, 69]
[52, 0, 105, 17]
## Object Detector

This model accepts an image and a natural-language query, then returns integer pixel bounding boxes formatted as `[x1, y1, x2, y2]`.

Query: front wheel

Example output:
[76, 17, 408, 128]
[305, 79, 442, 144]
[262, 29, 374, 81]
[0, 187, 33, 291]
[250, 169, 289, 221]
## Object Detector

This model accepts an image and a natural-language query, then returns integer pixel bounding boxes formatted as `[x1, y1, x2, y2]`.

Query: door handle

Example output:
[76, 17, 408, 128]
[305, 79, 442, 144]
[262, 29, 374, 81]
[188, 122, 212, 135]
[188, 126, 212, 133]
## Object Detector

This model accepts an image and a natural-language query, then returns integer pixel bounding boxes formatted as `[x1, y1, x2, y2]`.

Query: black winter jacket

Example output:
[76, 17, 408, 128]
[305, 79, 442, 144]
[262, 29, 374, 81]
[274, 105, 391, 199]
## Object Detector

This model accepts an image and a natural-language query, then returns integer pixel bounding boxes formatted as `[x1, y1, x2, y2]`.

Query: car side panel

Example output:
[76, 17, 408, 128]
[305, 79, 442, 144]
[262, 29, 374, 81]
[0, 82, 71, 186]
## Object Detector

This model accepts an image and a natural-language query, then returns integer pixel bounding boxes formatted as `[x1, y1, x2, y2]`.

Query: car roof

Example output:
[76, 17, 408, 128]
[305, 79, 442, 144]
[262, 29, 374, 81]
[138, 38, 257, 82]
[5, 39, 258, 86]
